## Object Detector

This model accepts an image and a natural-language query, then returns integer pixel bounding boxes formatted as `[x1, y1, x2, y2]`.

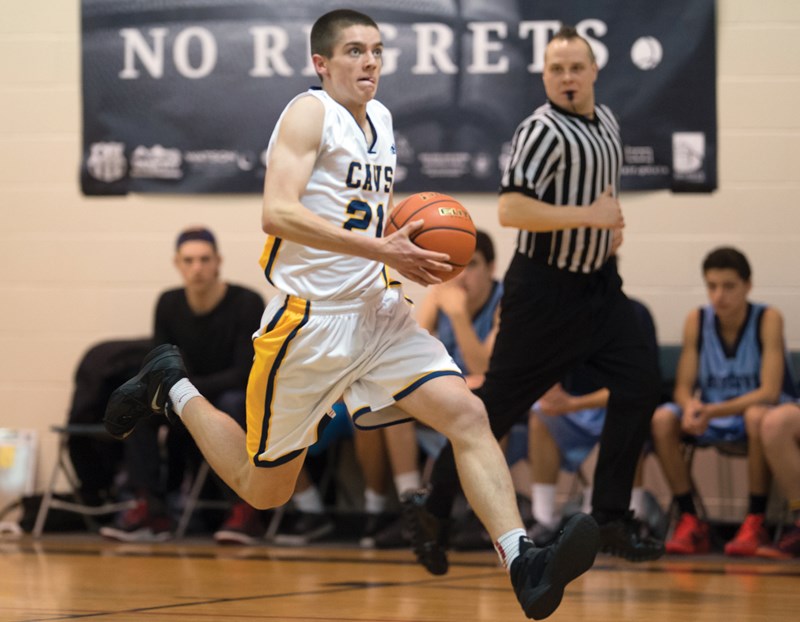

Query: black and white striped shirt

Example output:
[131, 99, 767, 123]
[500, 101, 622, 274]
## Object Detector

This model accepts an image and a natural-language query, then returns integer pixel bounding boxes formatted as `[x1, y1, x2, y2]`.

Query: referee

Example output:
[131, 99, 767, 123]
[405, 25, 664, 574]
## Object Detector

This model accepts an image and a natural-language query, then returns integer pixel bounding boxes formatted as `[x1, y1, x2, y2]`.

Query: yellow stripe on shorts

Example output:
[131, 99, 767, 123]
[246, 295, 310, 466]
[258, 235, 282, 286]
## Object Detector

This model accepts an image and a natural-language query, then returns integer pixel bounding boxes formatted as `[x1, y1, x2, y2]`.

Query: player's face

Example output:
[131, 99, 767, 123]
[314, 25, 383, 107]
[543, 38, 598, 116]
[704, 268, 751, 320]
[175, 240, 220, 295]
[454, 252, 494, 305]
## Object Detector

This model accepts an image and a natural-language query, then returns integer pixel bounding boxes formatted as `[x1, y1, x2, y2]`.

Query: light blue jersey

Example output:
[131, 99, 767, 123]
[436, 280, 503, 372]
[664, 302, 797, 442]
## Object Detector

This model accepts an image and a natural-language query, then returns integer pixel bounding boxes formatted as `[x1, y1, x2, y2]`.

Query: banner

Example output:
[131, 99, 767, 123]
[81, 0, 716, 195]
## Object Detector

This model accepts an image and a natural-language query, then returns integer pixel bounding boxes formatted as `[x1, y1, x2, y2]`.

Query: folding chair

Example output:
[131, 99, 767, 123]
[680, 438, 749, 522]
[174, 459, 230, 538]
[33, 424, 136, 537]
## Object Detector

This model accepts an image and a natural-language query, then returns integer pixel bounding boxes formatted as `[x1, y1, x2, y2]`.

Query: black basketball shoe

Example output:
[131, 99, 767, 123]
[510, 513, 600, 620]
[401, 489, 450, 576]
[597, 510, 665, 562]
[103, 344, 187, 439]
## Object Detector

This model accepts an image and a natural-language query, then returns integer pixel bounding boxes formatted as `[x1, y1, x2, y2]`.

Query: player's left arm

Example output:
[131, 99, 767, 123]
[703, 307, 787, 419]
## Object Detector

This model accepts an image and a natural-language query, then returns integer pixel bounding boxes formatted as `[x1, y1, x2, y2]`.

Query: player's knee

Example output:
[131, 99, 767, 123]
[246, 483, 294, 510]
[237, 467, 297, 510]
[651, 406, 677, 439]
[760, 405, 792, 447]
[744, 404, 769, 436]
[446, 398, 490, 440]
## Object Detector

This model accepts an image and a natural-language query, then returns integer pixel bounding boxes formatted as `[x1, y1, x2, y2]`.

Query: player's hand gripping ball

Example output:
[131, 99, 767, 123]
[384, 192, 477, 282]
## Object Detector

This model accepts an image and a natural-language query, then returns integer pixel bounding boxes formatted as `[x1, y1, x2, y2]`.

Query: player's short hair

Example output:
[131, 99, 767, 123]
[310, 9, 379, 57]
[548, 24, 595, 64]
[176, 226, 217, 252]
[474, 229, 495, 265]
[702, 246, 751, 281]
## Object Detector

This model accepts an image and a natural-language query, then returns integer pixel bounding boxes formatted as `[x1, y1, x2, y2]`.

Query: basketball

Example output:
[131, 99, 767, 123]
[384, 192, 477, 281]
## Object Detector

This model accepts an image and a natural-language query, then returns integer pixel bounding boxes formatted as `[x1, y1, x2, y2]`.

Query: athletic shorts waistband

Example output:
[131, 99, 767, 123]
[283, 286, 390, 315]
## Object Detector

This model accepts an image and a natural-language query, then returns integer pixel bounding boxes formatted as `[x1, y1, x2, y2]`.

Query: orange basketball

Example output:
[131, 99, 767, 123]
[384, 192, 476, 281]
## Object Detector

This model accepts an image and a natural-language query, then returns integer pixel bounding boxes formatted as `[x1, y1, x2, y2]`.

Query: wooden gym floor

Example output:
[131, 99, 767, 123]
[1, 535, 798, 621]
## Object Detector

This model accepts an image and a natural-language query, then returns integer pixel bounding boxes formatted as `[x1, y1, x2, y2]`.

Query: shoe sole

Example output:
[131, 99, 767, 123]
[99, 526, 172, 543]
[103, 344, 181, 440]
[272, 521, 334, 546]
[755, 546, 793, 560]
[523, 513, 600, 620]
[214, 530, 260, 546]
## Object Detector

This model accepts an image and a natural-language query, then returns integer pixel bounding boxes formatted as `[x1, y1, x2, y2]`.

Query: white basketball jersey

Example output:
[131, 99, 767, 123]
[259, 88, 396, 301]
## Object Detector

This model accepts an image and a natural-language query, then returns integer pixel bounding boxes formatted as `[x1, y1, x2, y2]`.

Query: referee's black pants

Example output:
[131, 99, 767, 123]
[427, 256, 661, 521]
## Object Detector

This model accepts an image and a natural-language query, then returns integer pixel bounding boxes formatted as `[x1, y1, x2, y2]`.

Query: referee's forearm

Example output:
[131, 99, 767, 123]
[498, 193, 593, 232]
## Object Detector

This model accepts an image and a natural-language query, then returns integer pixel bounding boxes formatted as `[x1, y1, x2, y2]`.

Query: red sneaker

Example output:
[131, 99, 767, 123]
[213, 502, 264, 545]
[666, 513, 711, 555]
[724, 513, 769, 557]
[99, 498, 172, 542]
[756, 520, 800, 560]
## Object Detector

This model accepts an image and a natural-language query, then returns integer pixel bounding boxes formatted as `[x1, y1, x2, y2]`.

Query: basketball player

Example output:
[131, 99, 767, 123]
[404, 25, 665, 575]
[757, 401, 800, 559]
[104, 10, 599, 619]
[652, 247, 796, 556]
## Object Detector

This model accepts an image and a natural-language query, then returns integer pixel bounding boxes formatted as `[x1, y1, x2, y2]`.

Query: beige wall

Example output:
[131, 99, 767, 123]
[1, 2, 799, 510]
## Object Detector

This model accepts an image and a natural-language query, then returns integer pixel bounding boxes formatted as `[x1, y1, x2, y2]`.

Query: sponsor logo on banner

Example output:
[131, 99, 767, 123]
[130, 145, 182, 179]
[672, 132, 707, 184]
[418, 152, 472, 179]
[621, 145, 669, 178]
[86, 142, 127, 182]
[184, 150, 256, 173]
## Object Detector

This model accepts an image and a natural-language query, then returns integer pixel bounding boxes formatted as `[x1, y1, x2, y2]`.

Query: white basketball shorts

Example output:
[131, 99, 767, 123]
[245, 285, 462, 467]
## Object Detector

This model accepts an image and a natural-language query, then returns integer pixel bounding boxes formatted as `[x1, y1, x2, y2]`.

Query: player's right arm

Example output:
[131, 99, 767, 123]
[262, 96, 449, 285]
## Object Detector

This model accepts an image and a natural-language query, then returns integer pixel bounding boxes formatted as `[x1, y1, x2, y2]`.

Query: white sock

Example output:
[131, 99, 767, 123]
[582, 486, 593, 515]
[630, 487, 646, 520]
[532, 483, 558, 528]
[293, 486, 325, 514]
[494, 528, 529, 570]
[393, 471, 422, 496]
[168, 378, 201, 417]
[364, 488, 387, 514]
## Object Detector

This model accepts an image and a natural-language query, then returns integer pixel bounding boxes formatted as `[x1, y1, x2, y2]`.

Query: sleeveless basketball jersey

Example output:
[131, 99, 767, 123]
[436, 280, 503, 372]
[698, 302, 796, 426]
[259, 88, 396, 301]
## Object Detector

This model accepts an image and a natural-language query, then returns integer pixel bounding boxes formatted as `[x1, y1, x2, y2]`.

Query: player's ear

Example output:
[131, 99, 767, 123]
[312, 54, 328, 79]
